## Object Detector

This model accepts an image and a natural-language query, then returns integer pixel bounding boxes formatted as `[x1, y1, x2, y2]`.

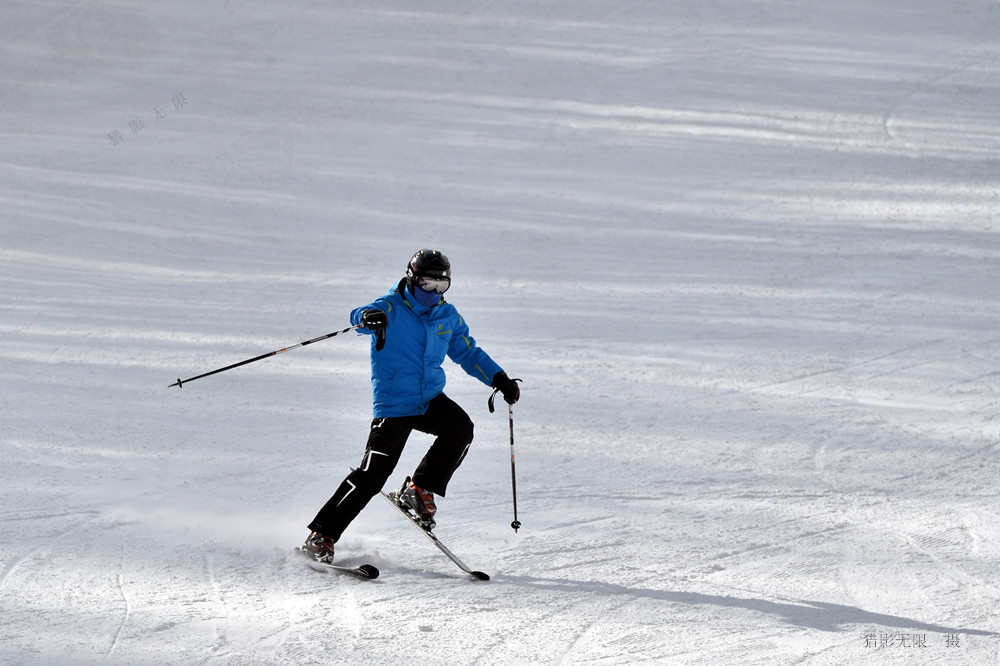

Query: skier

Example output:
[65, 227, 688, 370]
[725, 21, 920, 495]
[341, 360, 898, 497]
[302, 249, 521, 563]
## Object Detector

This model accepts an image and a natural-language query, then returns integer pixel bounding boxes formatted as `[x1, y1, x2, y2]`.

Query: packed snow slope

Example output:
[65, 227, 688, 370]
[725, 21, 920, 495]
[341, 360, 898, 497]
[3, 1, 1000, 664]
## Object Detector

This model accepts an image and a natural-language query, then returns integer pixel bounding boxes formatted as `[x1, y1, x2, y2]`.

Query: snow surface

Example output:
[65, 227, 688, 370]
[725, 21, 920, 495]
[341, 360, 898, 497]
[2, 1, 1000, 664]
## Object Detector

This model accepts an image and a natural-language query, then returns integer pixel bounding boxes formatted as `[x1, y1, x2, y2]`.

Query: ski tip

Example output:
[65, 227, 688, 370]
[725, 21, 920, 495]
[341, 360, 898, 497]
[293, 548, 379, 580]
[471, 571, 490, 581]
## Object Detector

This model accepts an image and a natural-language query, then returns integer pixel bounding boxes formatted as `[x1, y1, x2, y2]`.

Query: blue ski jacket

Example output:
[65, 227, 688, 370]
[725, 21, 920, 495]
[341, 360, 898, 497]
[350, 279, 504, 418]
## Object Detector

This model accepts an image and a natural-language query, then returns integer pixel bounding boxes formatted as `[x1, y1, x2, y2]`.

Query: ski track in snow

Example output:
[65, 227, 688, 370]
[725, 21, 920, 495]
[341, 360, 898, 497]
[3, 0, 1000, 664]
[106, 550, 131, 659]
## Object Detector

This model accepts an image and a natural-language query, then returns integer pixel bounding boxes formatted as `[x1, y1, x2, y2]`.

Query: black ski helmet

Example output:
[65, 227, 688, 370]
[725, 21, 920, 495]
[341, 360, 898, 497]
[406, 249, 451, 291]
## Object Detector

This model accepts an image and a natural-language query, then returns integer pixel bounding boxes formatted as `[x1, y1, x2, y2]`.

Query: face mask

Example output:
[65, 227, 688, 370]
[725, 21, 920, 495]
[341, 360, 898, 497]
[409, 283, 441, 308]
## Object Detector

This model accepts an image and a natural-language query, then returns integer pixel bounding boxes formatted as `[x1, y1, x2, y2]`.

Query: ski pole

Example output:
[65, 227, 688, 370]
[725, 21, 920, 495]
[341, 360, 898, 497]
[169, 324, 364, 388]
[506, 402, 521, 532]
[490, 379, 523, 532]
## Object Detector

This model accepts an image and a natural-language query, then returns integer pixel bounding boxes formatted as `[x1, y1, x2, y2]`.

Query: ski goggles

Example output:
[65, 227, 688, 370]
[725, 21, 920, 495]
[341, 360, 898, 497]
[416, 276, 451, 294]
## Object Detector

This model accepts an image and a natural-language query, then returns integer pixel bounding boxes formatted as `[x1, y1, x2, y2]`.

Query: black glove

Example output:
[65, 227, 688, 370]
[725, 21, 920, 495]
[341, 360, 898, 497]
[360, 310, 387, 351]
[360, 310, 387, 330]
[491, 372, 520, 405]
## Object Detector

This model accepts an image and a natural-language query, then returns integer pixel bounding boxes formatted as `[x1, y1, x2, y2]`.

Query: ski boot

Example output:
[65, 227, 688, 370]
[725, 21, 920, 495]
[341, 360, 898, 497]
[390, 477, 437, 531]
[301, 531, 335, 563]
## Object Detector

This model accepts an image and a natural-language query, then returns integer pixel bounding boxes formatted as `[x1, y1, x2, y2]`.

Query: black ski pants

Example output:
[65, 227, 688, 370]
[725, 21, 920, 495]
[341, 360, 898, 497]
[308, 393, 474, 542]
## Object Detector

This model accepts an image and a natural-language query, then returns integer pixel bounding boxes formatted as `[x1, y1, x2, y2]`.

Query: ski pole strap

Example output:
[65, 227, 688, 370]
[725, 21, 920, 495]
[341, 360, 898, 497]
[488, 378, 522, 413]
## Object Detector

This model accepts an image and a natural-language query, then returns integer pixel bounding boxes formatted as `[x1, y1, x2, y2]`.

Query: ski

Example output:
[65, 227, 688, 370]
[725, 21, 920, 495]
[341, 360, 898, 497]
[380, 482, 490, 581]
[292, 548, 380, 579]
